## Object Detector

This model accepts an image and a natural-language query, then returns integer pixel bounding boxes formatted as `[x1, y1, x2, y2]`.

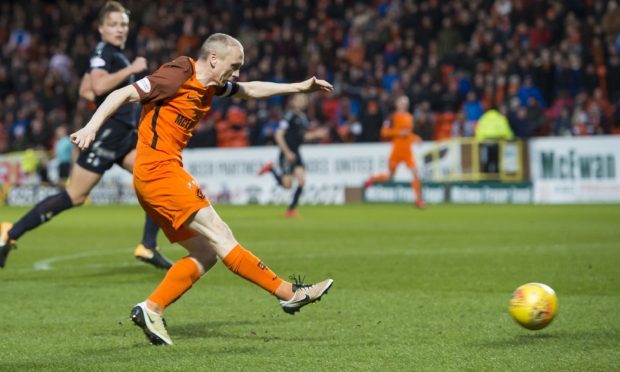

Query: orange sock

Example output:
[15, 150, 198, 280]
[365, 173, 390, 188]
[412, 179, 422, 201]
[148, 257, 202, 309]
[373, 173, 390, 183]
[223, 244, 282, 294]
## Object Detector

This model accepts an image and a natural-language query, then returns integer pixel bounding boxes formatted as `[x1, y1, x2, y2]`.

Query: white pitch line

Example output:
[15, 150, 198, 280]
[32, 248, 133, 271]
[14, 242, 570, 273]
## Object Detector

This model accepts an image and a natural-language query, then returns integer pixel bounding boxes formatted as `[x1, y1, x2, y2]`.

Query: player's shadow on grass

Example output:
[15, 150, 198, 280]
[173, 321, 325, 342]
[468, 333, 557, 349]
[474, 329, 620, 348]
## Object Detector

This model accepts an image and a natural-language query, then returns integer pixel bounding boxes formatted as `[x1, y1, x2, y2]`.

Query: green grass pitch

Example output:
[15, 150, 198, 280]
[0, 204, 618, 370]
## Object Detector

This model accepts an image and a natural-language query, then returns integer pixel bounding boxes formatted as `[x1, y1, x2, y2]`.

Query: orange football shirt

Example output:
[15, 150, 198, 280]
[382, 112, 415, 153]
[129, 56, 236, 241]
[132, 57, 216, 167]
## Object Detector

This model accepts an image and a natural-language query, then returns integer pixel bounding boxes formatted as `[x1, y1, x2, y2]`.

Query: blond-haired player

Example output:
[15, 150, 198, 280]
[71, 33, 334, 345]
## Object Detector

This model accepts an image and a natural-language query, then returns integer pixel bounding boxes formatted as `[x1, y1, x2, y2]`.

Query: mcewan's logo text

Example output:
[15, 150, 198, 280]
[540, 150, 615, 180]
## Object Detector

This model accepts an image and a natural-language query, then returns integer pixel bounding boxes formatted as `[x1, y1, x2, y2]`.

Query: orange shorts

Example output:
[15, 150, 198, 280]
[388, 150, 416, 173]
[134, 161, 210, 243]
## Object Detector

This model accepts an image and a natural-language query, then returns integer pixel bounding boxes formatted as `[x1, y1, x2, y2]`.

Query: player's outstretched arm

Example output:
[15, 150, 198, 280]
[235, 77, 332, 100]
[70, 85, 141, 150]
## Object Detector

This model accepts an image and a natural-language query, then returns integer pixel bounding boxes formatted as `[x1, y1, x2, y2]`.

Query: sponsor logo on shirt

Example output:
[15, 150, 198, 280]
[175, 114, 196, 130]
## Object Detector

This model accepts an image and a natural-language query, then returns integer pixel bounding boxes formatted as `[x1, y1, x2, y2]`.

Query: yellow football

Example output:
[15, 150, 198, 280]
[508, 283, 558, 330]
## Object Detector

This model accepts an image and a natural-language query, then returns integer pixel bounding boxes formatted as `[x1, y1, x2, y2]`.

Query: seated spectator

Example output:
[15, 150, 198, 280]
[526, 97, 547, 135]
[464, 91, 484, 121]
[518, 76, 546, 108]
[434, 112, 455, 141]
[552, 107, 573, 136]
[451, 112, 468, 137]
[509, 106, 530, 138]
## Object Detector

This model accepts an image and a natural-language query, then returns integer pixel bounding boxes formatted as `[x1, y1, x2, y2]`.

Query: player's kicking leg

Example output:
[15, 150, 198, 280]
[131, 206, 333, 345]
[278, 276, 334, 314]
[186, 206, 333, 313]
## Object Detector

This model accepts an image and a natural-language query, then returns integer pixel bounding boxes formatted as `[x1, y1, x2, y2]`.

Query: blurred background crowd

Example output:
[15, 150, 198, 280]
[0, 0, 619, 155]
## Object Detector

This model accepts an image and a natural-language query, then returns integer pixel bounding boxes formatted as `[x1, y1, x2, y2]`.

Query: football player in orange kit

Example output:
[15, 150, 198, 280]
[364, 95, 424, 208]
[71, 33, 334, 345]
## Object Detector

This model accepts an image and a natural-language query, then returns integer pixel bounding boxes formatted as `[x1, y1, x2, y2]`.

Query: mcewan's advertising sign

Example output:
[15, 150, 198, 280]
[530, 137, 620, 203]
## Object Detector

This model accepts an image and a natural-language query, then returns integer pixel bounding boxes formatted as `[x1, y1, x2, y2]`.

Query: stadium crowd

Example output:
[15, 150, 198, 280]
[0, 0, 619, 155]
